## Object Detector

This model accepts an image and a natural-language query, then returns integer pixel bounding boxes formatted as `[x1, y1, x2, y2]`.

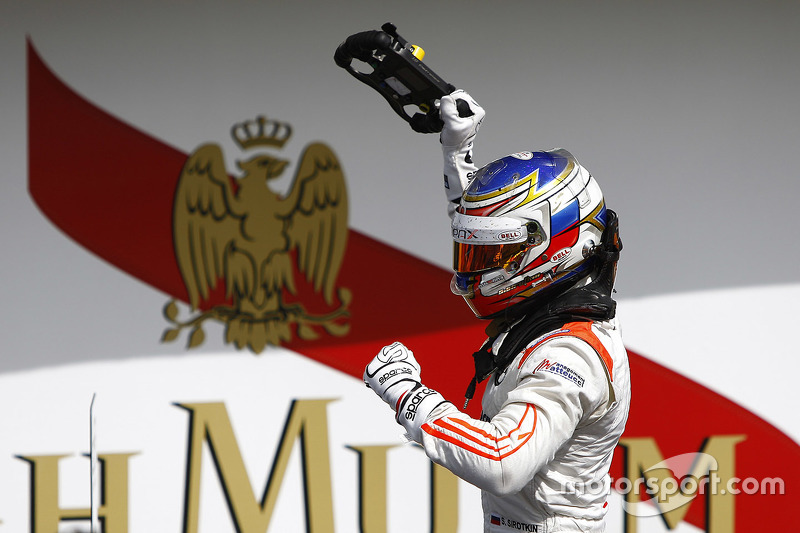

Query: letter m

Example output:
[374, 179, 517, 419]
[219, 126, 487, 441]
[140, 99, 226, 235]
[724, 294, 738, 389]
[619, 435, 745, 533]
[178, 399, 336, 533]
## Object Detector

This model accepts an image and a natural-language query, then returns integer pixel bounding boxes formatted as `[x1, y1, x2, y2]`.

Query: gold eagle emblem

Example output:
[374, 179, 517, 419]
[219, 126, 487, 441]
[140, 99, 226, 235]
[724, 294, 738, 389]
[162, 115, 350, 353]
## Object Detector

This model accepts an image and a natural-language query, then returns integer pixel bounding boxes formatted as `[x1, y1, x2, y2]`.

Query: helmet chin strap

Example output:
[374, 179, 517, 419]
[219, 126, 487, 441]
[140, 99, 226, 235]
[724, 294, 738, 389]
[463, 210, 622, 408]
[542, 209, 621, 321]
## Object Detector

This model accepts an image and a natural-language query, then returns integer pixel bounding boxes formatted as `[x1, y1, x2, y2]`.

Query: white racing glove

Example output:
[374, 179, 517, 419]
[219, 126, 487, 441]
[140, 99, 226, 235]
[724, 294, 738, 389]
[364, 342, 449, 442]
[440, 90, 486, 217]
[364, 342, 421, 409]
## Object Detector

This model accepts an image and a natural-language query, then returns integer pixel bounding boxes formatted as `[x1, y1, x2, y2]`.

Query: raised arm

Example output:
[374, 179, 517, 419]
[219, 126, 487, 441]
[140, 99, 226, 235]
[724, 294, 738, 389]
[439, 90, 485, 218]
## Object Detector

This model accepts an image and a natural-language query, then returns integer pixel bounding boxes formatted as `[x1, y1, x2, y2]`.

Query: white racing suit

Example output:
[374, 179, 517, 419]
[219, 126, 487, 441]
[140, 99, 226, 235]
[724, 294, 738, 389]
[403, 319, 631, 532]
[382, 90, 630, 531]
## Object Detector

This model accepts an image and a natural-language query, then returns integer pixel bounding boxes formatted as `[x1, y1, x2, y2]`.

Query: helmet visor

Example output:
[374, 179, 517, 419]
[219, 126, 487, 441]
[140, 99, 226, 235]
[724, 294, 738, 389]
[453, 241, 530, 274]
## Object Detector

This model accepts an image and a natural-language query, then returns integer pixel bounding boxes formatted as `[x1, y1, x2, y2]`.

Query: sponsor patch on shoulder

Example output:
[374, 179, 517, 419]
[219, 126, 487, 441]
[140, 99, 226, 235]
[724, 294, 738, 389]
[535, 359, 585, 387]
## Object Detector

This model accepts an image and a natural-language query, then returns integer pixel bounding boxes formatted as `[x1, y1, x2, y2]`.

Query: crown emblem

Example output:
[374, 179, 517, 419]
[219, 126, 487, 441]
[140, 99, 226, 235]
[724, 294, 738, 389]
[231, 115, 293, 149]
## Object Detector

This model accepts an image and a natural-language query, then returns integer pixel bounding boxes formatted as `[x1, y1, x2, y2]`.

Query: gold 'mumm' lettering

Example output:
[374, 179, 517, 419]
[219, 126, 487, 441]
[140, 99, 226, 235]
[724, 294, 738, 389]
[430, 459, 459, 533]
[346, 444, 459, 533]
[619, 435, 746, 533]
[16, 452, 137, 533]
[347, 444, 397, 533]
[178, 399, 336, 533]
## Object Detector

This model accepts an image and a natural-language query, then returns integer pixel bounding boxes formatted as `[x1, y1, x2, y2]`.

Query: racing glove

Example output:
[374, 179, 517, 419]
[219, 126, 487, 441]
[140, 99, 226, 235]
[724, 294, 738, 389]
[440, 89, 485, 218]
[364, 342, 421, 409]
[364, 342, 449, 442]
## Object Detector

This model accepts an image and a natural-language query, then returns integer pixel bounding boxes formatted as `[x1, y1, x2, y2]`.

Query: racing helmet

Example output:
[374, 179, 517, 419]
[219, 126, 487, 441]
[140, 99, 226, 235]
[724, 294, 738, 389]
[451, 149, 607, 319]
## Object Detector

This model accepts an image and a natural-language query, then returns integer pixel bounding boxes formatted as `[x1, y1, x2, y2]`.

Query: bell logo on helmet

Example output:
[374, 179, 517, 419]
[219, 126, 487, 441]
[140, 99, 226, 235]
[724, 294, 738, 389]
[497, 230, 523, 241]
[550, 248, 572, 263]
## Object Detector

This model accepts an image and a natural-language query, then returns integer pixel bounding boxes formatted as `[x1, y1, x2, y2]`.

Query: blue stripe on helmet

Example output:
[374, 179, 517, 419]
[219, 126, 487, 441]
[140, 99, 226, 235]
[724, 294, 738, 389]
[550, 198, 580, 236]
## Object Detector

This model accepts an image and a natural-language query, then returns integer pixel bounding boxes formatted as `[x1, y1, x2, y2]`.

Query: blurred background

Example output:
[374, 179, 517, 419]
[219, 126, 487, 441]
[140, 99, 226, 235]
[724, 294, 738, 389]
[3, 1, 799, 369]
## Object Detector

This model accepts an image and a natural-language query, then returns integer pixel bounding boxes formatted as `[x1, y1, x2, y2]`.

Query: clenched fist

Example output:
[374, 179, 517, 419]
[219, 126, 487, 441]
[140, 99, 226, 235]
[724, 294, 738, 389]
[363, 342, 422, 410]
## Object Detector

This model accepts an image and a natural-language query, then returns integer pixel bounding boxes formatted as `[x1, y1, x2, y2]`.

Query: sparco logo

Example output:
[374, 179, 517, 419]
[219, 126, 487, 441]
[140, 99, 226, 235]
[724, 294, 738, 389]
[405, 388, 438, 420]
[378, 367, 412, 385]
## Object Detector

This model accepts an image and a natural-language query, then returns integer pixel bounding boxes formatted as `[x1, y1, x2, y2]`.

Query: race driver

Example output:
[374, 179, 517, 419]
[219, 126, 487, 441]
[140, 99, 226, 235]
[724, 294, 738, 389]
[364, 90, 631, 532]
